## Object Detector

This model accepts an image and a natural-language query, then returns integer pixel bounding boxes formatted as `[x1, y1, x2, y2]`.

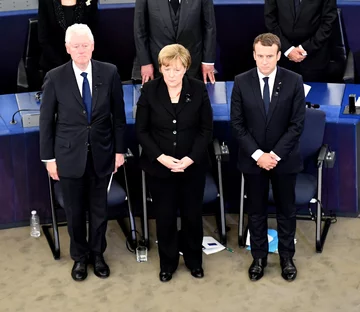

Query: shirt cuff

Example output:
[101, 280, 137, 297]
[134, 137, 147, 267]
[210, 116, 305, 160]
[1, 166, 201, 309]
[201, 62, 215, 65]
[298, 44, 307, 56]
[251, 149, 264, 162]
[270, 151, 281, 161]
[42, 159, 56, 162]
[284, 46, 295, 58]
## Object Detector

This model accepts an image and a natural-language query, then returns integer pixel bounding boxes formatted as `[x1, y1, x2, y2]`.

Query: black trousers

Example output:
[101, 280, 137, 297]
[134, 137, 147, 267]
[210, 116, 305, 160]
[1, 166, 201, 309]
[244, 171, 297, 259]
[148, 168, 206, 272]
[59, 152, 110, 262]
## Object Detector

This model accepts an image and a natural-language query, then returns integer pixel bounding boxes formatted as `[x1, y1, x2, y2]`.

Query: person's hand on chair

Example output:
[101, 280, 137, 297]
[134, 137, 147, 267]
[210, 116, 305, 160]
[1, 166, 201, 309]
[113, 153, 125, 173]
[46, 161, 59, 181]
[141, 64, 154, 84]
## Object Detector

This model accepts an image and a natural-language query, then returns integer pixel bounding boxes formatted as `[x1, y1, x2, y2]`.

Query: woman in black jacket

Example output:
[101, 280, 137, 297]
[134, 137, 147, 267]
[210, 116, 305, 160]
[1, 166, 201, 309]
[136, 44, 213, 282]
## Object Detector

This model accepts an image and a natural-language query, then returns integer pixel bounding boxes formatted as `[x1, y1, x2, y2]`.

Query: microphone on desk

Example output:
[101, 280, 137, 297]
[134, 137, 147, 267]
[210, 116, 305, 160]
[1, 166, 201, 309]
[10, 109, 40, 125]
[306, 102, 320, 109]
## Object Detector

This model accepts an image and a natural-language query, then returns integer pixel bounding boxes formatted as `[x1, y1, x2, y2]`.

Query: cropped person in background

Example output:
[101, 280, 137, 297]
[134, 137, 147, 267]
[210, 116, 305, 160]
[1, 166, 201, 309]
[265, 0, 337, 82]
[38, 0, 98, 73]
[135, 44, 213, 282]
[40, 24, 126, 282]
[134, 0, 216, 85]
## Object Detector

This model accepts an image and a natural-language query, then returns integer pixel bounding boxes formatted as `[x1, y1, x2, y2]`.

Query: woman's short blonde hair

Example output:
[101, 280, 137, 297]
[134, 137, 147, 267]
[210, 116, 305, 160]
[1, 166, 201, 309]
[158, 44, 191, 70]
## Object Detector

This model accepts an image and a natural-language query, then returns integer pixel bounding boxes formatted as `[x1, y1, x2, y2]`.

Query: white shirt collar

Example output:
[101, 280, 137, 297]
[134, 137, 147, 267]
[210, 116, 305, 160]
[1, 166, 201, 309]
[257, 66, 277, 81]
[72, 61, 92, 77]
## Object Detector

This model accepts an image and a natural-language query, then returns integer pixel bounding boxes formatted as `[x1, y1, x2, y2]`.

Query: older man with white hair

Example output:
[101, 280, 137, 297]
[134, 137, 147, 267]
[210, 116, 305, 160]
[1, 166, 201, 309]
[40, 24, 127, 281]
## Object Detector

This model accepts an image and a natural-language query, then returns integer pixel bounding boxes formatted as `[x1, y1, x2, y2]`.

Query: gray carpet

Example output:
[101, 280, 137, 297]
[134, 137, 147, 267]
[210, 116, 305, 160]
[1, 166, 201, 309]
[1, 215, 360, 312]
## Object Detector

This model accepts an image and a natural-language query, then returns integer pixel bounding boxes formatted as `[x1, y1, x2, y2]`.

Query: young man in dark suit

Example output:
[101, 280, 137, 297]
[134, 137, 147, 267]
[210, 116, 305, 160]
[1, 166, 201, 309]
[134, 0, 216, 84]
[231, 33, 305, 282]
[39, 23, 126, 281]
[265, 0, 337, 82]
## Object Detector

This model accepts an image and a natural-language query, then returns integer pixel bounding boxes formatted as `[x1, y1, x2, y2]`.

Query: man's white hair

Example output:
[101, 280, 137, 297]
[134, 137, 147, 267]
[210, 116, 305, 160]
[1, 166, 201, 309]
[65, 23, 94, 44]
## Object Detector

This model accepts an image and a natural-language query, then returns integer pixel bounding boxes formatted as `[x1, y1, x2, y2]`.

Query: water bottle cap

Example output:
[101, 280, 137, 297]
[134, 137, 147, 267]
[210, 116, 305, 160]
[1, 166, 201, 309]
[31, 210, 37, 215]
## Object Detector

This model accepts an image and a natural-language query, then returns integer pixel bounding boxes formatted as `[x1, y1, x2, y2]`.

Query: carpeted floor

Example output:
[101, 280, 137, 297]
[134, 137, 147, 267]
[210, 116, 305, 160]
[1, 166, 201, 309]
[1, 215, 360, 312]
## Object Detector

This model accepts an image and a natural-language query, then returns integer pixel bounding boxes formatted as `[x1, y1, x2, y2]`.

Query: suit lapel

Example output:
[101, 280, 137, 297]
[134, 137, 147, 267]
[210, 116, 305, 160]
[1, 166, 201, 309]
[158, 0, 176, 39]
[66, 61, 83, 108]
[266, 67, 283, 125]
[251, 69, 266, 122]
[175, 75, 191, 115]
[159, 78, 176, 117]
[91, 60, 101, 113]
[177, 0, 192, 39]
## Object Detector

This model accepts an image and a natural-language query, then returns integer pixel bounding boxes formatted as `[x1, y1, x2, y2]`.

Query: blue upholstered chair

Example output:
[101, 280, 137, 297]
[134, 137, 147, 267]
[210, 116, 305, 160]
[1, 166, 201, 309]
[141, 139, 229, 249]
[238, 108, 336, 253]
[42, 150, 137, 260]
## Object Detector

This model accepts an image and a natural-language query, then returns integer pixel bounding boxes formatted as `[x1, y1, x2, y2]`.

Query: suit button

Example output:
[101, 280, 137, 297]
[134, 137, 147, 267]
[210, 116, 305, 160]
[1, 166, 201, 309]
[173, 119, 177, 124]
[173, 130, 177, 135]
[173, 142, 177, 146]
[87, 126, 91, 129]
[83, 110, 86, 114]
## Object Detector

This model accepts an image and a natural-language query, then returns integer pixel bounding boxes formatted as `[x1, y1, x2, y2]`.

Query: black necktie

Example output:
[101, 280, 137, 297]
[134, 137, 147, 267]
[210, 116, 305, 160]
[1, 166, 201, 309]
[294, 0, 301, 16]
[263, 77, 270, 114]
[81, 72, 92, 123]
[171, 0, 179, 13]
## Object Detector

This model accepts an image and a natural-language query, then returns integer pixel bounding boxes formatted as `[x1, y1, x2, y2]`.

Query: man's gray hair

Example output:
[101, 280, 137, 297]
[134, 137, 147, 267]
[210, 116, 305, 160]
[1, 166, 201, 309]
[65, 23, 94, 44]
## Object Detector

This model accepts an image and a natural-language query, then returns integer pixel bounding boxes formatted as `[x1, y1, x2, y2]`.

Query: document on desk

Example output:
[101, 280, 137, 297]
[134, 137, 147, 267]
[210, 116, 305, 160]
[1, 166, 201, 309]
[355, 97, 360, 107]
[303, 84, 311, 97]
[202, 236, 225, 255]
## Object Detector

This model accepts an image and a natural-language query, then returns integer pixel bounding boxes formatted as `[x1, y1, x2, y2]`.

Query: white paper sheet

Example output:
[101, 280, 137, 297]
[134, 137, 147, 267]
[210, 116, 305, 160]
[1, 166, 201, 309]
[202, 236, 225, 255]
[303, 84, 311, 97]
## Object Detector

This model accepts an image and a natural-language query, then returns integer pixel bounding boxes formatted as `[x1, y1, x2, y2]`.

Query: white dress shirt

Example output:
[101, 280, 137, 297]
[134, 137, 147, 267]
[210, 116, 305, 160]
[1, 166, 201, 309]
[42, 61, 93, 162]
[251, 67, 281, 162]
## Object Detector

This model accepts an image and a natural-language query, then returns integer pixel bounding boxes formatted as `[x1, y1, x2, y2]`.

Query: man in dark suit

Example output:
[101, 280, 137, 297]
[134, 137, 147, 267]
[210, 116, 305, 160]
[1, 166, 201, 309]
[40, 24, 126, 281]
[134, 0, 216, 84]
[265, 0, 337, 82]
[231, 33, 305, 282]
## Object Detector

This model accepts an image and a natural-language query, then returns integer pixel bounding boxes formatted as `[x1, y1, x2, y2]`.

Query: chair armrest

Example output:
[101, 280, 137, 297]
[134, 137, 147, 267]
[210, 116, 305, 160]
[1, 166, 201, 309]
[213, 139, 230, 162]
[17, 59, 29, 92]
[317, 144, 328, 166]
[343, 50, 355, 84]
[124, 148, 134, 159]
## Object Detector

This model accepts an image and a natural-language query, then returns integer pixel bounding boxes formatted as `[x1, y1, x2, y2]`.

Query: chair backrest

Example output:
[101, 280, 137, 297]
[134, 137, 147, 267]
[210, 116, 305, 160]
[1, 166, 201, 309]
[299, 108, 326, 162]
[328, 8, 348, 82]
[24, 18, 41, 70]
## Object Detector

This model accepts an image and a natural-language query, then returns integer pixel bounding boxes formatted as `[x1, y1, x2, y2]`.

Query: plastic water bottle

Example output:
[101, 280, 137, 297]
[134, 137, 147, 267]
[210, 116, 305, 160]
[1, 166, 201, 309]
[30, 210, 41, 238]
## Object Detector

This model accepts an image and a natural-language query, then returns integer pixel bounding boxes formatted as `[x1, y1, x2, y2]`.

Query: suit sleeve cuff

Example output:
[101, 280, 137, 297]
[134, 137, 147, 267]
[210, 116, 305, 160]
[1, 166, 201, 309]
[270, 151, 281, 161]
[284, 46, 295, 58]
[251, 149, 264, 162]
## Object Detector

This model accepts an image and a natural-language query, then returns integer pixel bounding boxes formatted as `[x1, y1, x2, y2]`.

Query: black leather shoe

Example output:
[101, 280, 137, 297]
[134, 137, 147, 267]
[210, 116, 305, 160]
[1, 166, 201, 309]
[91, 255, 110, 279]
[190, 268, 204, 278]
[71, 261, 88, 281]
[248, 258, 267, 281]
[159, 271, 173, 282]
[280, 257, 297, 281]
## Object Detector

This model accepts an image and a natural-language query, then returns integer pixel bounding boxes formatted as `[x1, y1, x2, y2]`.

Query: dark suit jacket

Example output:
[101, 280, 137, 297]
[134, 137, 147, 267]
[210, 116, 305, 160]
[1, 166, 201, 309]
[135, 76, 213, 178]
[38, 0, 98, 71]
[39, 60, 127, 178]
[230, 67, 305, 174]
[265, 0, 337, 69]
[134, 0, 216, 77]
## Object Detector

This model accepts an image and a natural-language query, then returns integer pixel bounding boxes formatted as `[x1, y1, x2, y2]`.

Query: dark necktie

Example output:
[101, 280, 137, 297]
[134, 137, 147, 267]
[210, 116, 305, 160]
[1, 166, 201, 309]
[263, 77, 270, 114]
[294, 0, 301, 16]
[81, 72, 92, 123]
[171, 0, 179, 13]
